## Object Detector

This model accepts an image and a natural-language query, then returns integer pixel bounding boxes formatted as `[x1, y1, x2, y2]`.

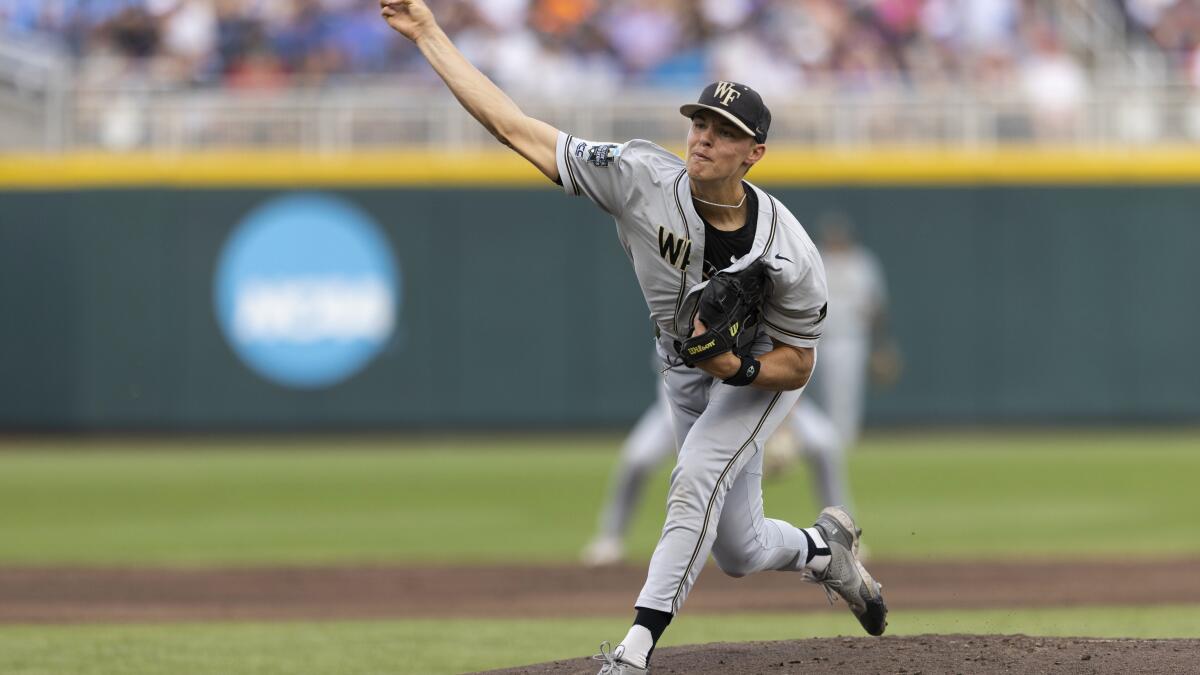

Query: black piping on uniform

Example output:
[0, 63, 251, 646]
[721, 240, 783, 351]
[762, 318, 822, 341]
[562, 134, 581, 196]
[669, 390, 784, 614]
[757, 193, 778, 261]
[670, 170, 691, 336]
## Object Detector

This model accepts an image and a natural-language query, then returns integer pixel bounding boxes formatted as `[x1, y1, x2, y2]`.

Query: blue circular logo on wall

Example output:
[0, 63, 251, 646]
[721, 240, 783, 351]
[214, 193, 399, 389]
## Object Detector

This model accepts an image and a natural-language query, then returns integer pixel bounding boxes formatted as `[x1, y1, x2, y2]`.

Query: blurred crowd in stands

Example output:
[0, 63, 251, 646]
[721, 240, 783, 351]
[1, 1, 1198, 110]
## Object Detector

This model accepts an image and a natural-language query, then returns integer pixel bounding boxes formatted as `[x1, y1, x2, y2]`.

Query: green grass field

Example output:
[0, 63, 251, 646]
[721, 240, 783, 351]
[1, 430, 1198, 564]
[1, 429, 1198, 673]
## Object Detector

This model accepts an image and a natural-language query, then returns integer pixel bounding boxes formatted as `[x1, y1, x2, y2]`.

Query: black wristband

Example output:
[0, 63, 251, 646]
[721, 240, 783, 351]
[722, 355, 761, 386]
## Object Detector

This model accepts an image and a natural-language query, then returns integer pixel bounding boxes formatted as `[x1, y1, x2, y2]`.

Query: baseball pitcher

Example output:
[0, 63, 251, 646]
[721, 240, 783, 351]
[380, 3, 888, 672]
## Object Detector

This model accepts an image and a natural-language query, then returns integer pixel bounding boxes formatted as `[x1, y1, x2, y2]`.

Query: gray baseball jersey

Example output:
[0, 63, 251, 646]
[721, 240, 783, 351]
[555, 133, 827, 347]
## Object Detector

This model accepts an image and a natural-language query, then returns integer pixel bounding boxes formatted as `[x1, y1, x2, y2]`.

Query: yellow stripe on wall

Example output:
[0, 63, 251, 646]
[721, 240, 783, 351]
[755, 147, 1200, 185]
[0, 150, 546, 188]
[4, 146, 1200, 188]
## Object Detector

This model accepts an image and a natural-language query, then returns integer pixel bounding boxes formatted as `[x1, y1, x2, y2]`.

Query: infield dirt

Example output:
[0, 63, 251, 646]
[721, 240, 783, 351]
[2, 558, 1198, 622]
[4, 558, 1199, 673]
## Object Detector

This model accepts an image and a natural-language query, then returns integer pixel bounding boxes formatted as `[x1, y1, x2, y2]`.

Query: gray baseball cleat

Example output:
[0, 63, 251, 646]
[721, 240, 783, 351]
[803, 506, 888, 636]
[592, 641, 649, 674]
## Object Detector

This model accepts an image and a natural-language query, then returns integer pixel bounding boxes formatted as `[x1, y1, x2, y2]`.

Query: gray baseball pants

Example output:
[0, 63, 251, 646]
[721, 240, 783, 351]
[636, 335, 813, 615]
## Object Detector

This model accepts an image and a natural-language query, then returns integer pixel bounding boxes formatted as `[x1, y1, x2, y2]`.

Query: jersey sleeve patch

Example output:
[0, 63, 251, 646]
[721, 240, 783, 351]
[581, 143, 619, 168]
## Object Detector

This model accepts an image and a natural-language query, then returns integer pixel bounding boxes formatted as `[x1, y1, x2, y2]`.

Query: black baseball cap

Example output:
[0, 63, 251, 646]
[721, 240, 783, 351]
[680, 81, 771, 144]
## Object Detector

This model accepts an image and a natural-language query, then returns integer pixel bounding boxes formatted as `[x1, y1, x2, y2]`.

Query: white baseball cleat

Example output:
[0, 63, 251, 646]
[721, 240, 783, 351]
[581, 536, 625, 567]
[592, 641, 649, 674]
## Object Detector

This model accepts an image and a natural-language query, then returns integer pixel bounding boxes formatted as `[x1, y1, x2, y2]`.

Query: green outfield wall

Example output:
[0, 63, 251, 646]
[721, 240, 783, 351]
[2, 152, 1199, 430]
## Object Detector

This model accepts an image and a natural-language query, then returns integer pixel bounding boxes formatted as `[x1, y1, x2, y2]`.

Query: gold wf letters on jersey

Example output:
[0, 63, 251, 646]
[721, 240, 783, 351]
[658, 226, 691, 271]
[714, 82, 741, 106]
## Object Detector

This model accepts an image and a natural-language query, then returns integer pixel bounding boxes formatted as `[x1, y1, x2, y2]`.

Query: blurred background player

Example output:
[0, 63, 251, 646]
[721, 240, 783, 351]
[806, 211, 900, 450]
[762, 211, 900, 517]
[581, 368, 673, 567]
[766, 397, 851, 509]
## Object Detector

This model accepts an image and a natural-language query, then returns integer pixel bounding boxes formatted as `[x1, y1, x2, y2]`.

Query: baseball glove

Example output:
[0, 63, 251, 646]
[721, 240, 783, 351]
[678, 259, 768, 367]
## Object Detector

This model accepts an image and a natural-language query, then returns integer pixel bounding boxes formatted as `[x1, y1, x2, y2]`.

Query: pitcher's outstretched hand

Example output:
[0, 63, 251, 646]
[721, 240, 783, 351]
[380, 0, 436, 42]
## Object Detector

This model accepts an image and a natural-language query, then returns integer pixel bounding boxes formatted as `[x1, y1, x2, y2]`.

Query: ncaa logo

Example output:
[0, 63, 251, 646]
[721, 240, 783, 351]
[213, 193, 399, 389]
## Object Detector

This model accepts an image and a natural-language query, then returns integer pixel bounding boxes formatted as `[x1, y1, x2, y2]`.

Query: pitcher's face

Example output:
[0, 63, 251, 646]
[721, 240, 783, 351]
[685, 110, 763, 183]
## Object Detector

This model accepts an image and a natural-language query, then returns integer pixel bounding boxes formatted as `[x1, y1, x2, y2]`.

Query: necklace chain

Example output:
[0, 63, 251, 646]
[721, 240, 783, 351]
[692, 192, 746, 209]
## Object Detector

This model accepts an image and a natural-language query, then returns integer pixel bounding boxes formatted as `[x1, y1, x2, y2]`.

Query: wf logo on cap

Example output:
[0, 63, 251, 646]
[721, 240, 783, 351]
[713, 82, 742, 106]
[680, 81, 771, 143]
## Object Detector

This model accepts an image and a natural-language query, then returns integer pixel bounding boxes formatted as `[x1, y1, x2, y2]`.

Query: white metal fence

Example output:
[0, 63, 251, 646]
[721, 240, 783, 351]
[57, 80, 1200, 153]
[0, 33, 69, 150]
[3, 32, 1199, 152]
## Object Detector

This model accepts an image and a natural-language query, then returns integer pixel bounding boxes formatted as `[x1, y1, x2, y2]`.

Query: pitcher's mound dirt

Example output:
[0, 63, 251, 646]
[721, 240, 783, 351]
[478, 634, 1200, 674]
